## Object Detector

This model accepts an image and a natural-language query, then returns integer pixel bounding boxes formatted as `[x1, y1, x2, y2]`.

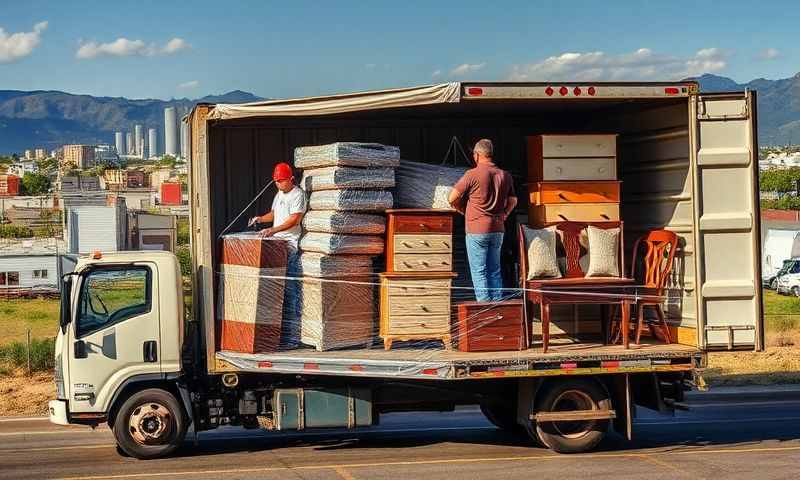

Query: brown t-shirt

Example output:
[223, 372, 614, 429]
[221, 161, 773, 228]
[452, 162, 516, 234]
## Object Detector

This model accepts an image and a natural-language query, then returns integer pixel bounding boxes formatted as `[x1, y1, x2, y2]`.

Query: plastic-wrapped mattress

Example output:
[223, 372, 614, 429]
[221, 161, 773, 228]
[294, 142, 401, 169]
[395, 160, 468, 209]
[300, 232, 385, 255]
[300, 166, 395, 192]
[302, 210, 386, 235]
[308, 189, 393, 211]
[299, 252, 375, 277]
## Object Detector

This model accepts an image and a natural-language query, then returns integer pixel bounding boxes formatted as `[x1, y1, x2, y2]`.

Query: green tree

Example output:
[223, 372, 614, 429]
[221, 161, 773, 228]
[759, 168, 800, 193]
[159, 155, 177, 168]
[20, 172, 51, 195]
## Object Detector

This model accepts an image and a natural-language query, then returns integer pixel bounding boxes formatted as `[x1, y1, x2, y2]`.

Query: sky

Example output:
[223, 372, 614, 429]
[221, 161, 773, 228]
[1, 0, 799, 100]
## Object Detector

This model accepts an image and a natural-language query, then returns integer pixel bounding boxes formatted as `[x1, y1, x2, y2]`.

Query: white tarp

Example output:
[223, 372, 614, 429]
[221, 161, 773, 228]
[207, 83, 461, 120]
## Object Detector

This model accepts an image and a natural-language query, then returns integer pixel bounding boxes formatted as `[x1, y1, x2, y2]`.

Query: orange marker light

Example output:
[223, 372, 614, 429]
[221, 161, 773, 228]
[92, 251, 103, 260]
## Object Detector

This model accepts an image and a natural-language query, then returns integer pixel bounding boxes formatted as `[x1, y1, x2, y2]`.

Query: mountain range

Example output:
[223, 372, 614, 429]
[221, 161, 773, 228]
[2, 73, 800, 154]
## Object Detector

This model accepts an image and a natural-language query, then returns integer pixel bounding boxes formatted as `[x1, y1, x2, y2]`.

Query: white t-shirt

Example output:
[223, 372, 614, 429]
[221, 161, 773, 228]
[271, 186, 306, 246]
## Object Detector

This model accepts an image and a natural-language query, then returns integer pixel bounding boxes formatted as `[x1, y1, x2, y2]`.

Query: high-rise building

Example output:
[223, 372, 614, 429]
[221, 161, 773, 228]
[34, 148, 46, 160]
[164, 107, 178, 156]
[180, 121, 189, 161]
[126, 132, 134, 155]
[115, 132, 124, 156]
[24, 150, 33, 160]
[149, 128, 158, 159]
[63, 144, 96, 169]
[134, 124, 143, 157]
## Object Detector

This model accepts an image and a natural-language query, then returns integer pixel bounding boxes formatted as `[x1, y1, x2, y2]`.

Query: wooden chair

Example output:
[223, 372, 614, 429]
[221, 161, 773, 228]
[612, 229, 678, 345]
[519, 221, 634, 352]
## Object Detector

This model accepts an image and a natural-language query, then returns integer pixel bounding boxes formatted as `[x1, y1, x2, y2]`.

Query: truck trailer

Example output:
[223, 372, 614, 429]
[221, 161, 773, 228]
[49, 81, 763, 459]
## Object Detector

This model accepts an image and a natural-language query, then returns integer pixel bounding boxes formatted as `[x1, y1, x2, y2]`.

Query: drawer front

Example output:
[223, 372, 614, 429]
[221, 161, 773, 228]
[542, 135, 617, 157]
[387, 315, 450, 335]
[531, 203, 620, 224]
[393, 234, 452, 254]
[530, 181, 620, 205]
[393, 253, 452, 272]
[459, 326, 525, 352]
[459, 305, 523, 329]
[384, 278, 452, 296]
[389, 294, 451, 316]
[392, 214, 452, 234]
[542, 157, 616, 181]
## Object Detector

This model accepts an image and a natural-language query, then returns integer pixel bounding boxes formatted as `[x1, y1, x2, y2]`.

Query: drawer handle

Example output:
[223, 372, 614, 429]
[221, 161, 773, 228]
[498, 336, 505, 341]
[555, 167, 563, 174]
[441, 261, 449, 266]
[598, 167, 606, 173]
[443, 241, 450, 248]
[420, 240, 430, 246]
[419, 223, 428, 229]
[558, 193, 568, 200]
[558, 214, 568, 220]
[402, 241, 413, 247]
[421, 261, 430, 266]
[601, 213, 610, 220]
[419, 305, 429, 312]
[403, 261, 413, 267]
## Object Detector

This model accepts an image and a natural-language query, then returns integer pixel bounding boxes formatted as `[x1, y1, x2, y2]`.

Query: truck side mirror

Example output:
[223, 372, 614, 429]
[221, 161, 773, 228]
[60, 276, 73, 334]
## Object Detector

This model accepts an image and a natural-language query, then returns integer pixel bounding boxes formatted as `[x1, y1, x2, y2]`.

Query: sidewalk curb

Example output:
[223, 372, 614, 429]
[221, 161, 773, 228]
[685, 384, 800, 403]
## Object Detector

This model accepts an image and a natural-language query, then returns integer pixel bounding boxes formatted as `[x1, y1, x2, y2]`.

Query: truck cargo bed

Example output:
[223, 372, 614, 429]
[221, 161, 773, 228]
[215, 340, 703, 380]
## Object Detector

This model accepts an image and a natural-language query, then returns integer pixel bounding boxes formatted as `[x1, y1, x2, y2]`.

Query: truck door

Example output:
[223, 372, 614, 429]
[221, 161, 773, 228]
[67, 263, 161, 413]
[692, 91, 764, 350]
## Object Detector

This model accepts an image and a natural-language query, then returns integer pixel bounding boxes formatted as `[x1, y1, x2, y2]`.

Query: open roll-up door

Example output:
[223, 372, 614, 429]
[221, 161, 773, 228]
[692, 91, 764, 351]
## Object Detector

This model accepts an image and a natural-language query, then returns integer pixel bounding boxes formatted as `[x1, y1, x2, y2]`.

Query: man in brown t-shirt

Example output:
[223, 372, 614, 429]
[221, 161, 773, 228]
[448, 139, 517, 302]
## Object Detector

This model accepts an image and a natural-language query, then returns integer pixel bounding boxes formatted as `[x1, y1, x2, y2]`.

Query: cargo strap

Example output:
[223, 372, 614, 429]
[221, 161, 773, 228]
[217, 179, 275, 239]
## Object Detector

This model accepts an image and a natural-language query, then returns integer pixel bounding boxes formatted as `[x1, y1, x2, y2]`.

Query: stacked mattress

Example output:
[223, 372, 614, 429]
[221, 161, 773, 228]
[217, 233, 289, 353]
[294, 142, 398, 350]
[395, 160, 468, 209]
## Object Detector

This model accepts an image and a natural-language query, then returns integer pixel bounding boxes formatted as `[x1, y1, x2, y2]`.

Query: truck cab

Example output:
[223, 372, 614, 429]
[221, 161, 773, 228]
[49, 251, 186, 458]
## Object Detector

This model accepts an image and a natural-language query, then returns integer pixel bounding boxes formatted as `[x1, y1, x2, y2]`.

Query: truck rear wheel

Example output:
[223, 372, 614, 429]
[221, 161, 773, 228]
[532, 378, 610, 453]
[113, 388, 187, 459]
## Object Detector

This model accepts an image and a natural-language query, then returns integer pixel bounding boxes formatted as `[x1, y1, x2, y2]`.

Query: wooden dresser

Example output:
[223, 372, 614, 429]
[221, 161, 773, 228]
[526, 135, 621, 226]
[380, 209, 456, 349]
[455, 300, 526, 352]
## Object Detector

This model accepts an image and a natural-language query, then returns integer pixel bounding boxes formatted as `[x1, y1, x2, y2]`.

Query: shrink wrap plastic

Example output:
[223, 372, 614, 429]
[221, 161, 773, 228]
[309, 190, 394, 211]
[294, 142, 401, 169]
[302, 210, 386, 235]
[300, 166, 395, 192]
[395, 160, 468, 209]
[299, 252, 375, 277]
[300, 232, 385, 255]
[299, 275, 376, 351]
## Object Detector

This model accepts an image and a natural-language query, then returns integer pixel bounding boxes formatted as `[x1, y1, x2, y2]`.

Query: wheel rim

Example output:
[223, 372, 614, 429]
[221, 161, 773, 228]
[550, 389, 598, 439]
[128, 402, 173, 446]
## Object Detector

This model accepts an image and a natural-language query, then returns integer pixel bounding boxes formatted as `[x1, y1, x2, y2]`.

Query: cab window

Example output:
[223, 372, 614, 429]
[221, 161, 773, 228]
[77, 267, 151, 338]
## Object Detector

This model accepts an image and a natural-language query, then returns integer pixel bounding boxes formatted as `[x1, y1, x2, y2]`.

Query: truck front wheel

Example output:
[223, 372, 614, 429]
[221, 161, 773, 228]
[113, 388, 187, 459]
[532, 378, 611, 454]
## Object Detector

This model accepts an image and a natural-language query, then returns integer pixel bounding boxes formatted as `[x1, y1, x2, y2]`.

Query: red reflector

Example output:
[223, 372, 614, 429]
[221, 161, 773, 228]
[422, 368, 439, 375]
[573, 87, 581, 96]
[559, 86, 568, 96]
[349, 365, 365, 372]
[257, 361, 273, 368]
[664, 87, 679, 95]
[601, 361, 620, 368]
[545, 86, 554, 96]
[560, 362, 578, 369]
[303, 363, 320, 370]
[588, 86, 596, 96]
[467, 87, 484, 96]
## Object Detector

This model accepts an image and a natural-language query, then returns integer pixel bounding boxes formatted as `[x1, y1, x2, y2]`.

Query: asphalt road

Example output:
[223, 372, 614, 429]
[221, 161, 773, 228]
[2, 393, 800, 480]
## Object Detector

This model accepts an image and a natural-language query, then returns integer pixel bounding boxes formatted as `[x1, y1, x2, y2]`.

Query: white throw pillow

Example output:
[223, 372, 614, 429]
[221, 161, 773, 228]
[523, 225, 562, 280]
[585, 226, 620, 277]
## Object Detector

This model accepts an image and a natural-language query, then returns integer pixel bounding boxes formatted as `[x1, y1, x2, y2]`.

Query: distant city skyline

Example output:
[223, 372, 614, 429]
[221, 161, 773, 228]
[1, 1, 799, 100]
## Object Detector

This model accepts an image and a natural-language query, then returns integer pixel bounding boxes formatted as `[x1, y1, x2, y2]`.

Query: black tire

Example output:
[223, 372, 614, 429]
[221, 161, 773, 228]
[793, 287, 800, 298]
[533, 378, 611, 454]
[112, 388, 187, 459]
[480, 402, 522, 433]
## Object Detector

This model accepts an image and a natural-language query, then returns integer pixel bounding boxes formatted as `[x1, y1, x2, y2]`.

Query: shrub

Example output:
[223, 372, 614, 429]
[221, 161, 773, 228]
[176, 245, 191, 276]
[0, 224, 34, 239]
[0, 337, 56, 373]
[177, 217, 189, 246]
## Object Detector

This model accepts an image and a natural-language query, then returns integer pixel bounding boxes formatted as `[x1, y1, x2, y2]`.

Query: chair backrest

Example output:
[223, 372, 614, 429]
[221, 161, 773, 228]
[629, 229, 678, 292]
[519, 221, 624, 281]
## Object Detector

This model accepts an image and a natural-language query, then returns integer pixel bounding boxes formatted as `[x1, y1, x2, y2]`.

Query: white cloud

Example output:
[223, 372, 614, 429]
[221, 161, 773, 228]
[509, 47, 728, 81]
[178, 80, 199, 89]
[757, 48, 780, 60]
[450, 63, 486, 77]
[76, 37, 191, 59]
[0, 21, 48, 64]
[432, 69, 442, 78]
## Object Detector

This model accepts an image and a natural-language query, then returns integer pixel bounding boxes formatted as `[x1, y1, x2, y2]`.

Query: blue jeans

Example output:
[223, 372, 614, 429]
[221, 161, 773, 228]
[465, 232, 505, 302]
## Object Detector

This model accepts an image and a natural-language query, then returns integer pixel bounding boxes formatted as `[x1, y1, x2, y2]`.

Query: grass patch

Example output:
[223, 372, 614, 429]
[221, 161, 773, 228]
[0, 338, 55, 373]
[0, 298, 59, 345]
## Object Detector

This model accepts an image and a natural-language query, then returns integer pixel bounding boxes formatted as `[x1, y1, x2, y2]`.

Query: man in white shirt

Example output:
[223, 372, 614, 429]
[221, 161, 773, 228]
[247, 162, 307, 347]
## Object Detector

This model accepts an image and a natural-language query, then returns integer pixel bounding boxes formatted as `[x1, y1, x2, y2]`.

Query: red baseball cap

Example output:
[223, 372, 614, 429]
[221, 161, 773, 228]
[273, 162, 293, 181]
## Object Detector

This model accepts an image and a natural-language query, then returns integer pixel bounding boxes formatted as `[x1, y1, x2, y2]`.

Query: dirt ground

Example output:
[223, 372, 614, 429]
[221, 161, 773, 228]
[0, 371, 55, 416]
[705, 346, 800, 386]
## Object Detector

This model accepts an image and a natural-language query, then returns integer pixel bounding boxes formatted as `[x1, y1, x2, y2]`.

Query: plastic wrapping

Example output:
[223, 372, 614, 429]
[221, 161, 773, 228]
[294, 142, 401, 169]
[299, 252, 375, 277]
[309, 190, 394, 211]
[302, 210, 386, 235]
[300, 232, 385, 255]
[300, 166, 395, 192]
[300, 276, 376, 351]
[395, 160, 468, 209]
